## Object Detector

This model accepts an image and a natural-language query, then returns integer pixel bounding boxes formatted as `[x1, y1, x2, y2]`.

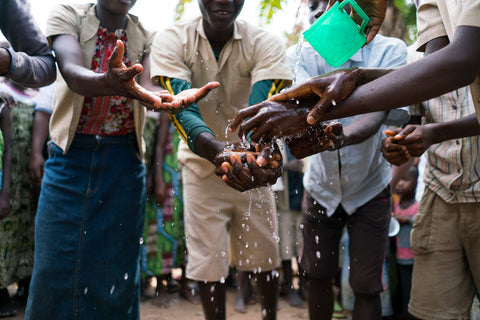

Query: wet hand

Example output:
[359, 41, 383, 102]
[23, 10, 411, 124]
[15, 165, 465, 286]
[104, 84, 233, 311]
[327, 0, 387, 44]
[105, 41, 220, 112]
[285, 121, 343, 159]
[160, 82, 221, 114]
[214, 141, 282, 192]
[230, 99, 314, 143]
[267, 68, 363, 125]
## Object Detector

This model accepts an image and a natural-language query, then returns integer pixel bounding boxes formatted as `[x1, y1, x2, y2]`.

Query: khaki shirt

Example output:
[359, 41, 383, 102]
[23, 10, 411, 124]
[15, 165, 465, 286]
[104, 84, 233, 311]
[46, 4, 154, 155]
[150, 16, 292, 179]
[417, 0, 480, 122]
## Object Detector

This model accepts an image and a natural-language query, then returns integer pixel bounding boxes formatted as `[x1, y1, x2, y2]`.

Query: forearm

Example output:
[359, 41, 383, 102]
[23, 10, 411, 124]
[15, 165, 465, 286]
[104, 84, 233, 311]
[6, 48, 56, 88]
[322, 27, 480, 121]
[31, 111, 50, 157]
[194, 132, 226, 164]
[153, 114, 170, 170]
[342, 111, 388, 147]
[424, 113, 480, 144]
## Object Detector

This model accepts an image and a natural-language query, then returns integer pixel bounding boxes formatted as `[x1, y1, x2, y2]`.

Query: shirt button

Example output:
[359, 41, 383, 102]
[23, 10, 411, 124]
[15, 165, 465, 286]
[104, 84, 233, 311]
[452, 105, 457, 110]
[456, 140, 460, 145]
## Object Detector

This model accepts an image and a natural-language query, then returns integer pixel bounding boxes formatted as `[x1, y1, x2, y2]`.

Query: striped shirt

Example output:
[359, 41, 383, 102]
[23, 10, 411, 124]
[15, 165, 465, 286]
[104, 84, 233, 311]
[410, 87, 480, 203]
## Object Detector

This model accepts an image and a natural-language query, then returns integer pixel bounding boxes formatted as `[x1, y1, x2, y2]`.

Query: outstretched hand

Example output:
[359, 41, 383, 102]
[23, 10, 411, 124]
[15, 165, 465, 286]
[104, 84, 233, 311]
[214, 141, 282, 192]
[268, 68, 364, 124]
[285, 121, 343, 159]
[327, 0, 387, 45]
[106, 40, 219, 113]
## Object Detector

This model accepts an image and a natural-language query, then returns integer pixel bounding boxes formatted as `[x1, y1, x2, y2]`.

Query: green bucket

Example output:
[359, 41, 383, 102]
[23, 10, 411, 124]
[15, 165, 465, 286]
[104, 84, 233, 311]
[303, 0, 370, 68]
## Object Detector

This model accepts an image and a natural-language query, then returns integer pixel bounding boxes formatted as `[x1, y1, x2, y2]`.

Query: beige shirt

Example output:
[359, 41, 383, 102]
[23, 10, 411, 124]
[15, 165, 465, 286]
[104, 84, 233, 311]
[46, 4, 154, 155]
[150, 16, 292, 179]
[416, 0, 480, 122]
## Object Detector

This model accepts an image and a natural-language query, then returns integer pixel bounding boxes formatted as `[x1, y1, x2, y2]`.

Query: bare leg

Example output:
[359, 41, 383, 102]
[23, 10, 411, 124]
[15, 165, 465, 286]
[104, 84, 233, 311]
[352, 292, 381, 320]
[198, 281, 226, 320]
[235, 271, 251, 313]
[151, 275, 169, 308]
[255, 270, 279, 320]
[308, 277, 333, 320]
[179, 265, 200, 304]
[281, 260, 304, 307]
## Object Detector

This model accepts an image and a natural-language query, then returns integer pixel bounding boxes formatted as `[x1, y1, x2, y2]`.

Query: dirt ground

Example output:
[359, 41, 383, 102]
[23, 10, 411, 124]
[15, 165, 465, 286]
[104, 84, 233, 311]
[7, 283, 309, 320]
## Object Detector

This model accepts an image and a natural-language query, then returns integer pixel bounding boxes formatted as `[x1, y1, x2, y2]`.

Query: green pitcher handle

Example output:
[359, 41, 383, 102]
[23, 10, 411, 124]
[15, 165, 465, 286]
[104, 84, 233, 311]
[340, 0, 370, 35]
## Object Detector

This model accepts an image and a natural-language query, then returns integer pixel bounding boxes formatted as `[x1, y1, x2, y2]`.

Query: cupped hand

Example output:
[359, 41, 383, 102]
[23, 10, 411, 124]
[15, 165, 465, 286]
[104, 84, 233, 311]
[0, 91, 14, 107]
[230, 99, 315, 143]
[267, 68, 363, 125]
[285, 121, 343, 159]
[214, 141, 282, 192]
[327, 0, 387, 44]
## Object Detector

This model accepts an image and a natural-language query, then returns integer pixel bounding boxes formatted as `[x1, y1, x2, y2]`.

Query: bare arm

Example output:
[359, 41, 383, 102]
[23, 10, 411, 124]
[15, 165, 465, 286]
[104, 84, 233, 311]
[29, 110, 50, 186]
[321, 26, 480, 121]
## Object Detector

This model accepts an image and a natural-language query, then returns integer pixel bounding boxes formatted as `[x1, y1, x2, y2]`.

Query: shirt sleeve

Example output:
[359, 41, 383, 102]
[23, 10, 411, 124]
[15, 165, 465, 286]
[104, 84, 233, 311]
[0, 0, 56, 87]
[416, 0, 447, 52]
[159, 76, 214, 153]
[249, 79, 286, 105]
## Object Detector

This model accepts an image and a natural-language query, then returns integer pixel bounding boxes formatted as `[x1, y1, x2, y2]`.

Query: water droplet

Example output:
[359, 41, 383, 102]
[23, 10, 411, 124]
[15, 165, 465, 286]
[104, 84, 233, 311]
[315, 235, 319, 244]
[110, 285, 116, 294]
[220, 277, 225, 283]
[316, 251, 321, 259]
[124, 273, 129, 280]
[139, 237, 144, 245]
[84, 287, 88, 295]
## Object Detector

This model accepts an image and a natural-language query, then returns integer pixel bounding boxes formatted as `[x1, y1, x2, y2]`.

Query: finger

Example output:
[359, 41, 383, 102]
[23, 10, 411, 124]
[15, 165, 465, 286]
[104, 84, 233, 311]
[393, 126, 415, 140]
[194, 82, 220, 101]
[306, 95, 331, 125]
[384, 128, 402, 137]
[118, 64, 143, 81]
[109, 40, 125, 68]
[267, 85, 311, 102]
[229, 104, 263, 133]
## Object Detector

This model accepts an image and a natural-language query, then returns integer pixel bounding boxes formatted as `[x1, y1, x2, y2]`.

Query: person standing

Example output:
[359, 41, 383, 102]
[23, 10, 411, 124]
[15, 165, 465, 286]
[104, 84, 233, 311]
[149, 1, 292, 318]
[24, 1, 217, 319]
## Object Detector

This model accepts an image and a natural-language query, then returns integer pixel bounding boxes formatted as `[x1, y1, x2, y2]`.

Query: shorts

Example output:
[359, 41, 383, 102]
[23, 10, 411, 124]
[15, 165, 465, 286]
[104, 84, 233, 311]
[409, 188, 480, 320]
[301, 188, 390, 295]
[182, 167, 280, 281]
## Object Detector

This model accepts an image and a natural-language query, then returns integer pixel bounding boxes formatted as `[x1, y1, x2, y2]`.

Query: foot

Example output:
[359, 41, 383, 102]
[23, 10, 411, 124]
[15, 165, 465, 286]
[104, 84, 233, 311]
[151, 284, 168, 308]
[286, 289, 304, 308]
[234, 294, 247, 313]
[179, 284, 200, 305]
[167, 277, 181, 294]
[0, 288, 16, 318]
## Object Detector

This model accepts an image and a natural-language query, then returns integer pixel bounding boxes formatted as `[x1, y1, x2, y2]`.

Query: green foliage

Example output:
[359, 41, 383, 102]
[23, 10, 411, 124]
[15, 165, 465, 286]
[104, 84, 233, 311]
[393, 0, 417, 42]
[175, 0, 194, 20]
[259, 0, 287, 25]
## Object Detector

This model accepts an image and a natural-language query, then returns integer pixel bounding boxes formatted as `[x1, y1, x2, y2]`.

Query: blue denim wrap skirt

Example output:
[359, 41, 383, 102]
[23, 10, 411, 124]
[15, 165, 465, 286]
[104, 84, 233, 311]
[25, 134, 146, 320]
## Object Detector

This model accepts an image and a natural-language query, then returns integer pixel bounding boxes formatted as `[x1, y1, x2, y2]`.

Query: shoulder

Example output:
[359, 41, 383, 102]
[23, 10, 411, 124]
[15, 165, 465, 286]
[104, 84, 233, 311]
[237, 20, 283, 42]
[368, 34, 407, 52]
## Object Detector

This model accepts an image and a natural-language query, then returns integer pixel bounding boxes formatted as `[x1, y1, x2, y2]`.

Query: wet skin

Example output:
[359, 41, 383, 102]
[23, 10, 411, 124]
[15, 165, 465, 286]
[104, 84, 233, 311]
[230, 68, 364, 141]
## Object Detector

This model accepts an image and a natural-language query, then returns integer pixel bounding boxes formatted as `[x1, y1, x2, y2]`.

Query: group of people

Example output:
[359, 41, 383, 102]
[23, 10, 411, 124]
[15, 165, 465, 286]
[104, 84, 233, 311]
[0, 0, 479, 320]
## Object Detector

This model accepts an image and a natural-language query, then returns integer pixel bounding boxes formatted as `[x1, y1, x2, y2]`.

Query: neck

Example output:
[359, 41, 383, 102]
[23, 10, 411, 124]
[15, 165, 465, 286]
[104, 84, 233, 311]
[204, 23, 234, 54]
[96, 6, 127, 32]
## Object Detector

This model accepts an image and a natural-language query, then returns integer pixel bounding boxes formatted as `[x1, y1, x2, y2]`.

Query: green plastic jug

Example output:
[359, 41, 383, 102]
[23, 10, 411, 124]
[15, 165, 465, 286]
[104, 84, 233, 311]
[303, 0, 370, 68]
